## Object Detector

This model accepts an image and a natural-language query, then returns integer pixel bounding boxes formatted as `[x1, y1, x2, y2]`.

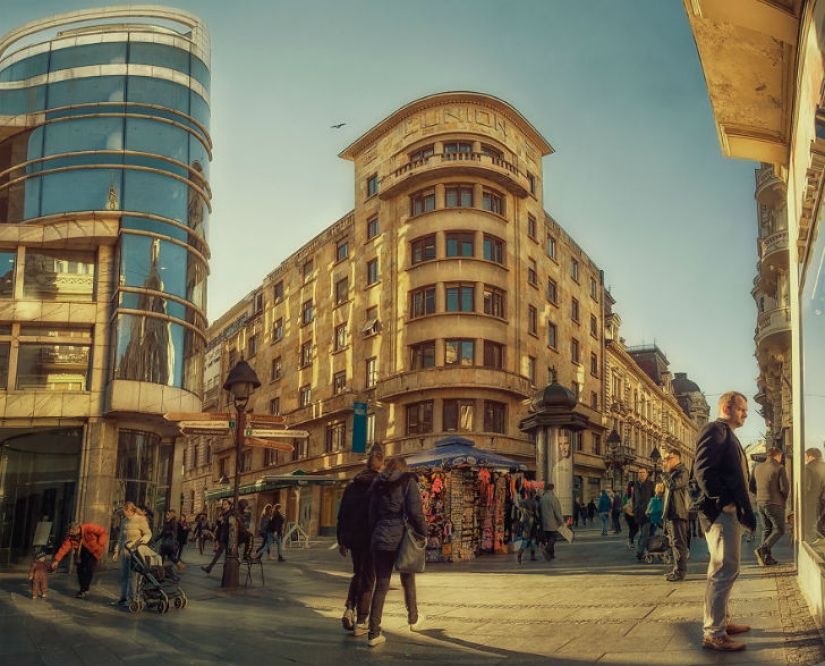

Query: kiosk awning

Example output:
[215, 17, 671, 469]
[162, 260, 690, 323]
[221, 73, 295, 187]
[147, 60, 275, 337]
[405, 435, 527, 471]
[203, 471, 337, 501]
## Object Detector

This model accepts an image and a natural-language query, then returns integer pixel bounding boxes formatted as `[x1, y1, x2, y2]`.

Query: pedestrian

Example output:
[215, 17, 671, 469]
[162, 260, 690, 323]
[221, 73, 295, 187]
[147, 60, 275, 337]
[611, 490, 622, 533]
[623, 483, 637, 548]
[268, 503, 286, 562]
[154, 509, 185, 573]
[337, 442, 384, 635]
[539, 483, 564, 561]
[597, 490, 611, 535]
[176, 513, 190, 560]
[634, 468, 655, 561]
[28, 550, 49, 599]
[515, 489, 541, 563]
[194, 512, 214, 555]
[572, 497, 582, 527]
[692, 391, 756, 652]
[749, 446, 789, 566]
[201, 499, 231, 574]
[112, 501, 151, 605]
[366, 456, 426, 647]
[237, 499, 254, 560]
[805, 447, 825, 540]
[661, 449, 690, 582]
[586, 498, 596, 526]
[646, 482, 664, 536]
[253, 505, 274, 560]
[50, 521, 107, 599]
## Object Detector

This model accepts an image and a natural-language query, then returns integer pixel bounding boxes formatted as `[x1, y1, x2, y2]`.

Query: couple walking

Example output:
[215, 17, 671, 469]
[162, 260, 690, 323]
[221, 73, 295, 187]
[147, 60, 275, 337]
[515, 484, 564, 563]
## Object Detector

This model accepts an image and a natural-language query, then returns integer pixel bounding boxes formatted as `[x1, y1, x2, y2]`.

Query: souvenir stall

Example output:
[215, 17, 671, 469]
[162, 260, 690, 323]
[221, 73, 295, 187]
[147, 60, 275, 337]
[405, 436, 528, 563]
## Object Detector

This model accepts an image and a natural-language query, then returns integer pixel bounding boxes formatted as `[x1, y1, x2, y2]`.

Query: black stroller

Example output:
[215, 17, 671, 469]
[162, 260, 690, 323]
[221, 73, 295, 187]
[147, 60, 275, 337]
[125, 544, 188, 614]
[642, 533, 672, 565]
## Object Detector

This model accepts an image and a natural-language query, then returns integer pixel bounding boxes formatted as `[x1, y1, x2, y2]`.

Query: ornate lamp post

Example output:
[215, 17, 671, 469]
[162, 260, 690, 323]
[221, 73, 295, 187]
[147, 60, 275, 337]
[605, 428, 623, 490]
[650, 446, 662, 481]
[221, 359, 260, 589]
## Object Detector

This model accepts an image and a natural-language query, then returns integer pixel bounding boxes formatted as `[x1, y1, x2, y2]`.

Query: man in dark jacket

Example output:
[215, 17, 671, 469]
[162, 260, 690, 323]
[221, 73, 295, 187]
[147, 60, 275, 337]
[337, 443, 384, 635]
[201, 499, 231, 574]
[693, 391, 756, 652]
[749, 447, 789, 565]
[633, 467, 655, 560]
[661, 449, 690, 581]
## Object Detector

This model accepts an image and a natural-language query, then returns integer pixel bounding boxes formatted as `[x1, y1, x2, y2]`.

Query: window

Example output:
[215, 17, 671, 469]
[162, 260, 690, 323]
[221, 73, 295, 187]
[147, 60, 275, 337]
[484, 401, 506, 433]
[571, 258, 579, 282]
[446, 284, 475, 312]
[571, 338, 580, 364]
[292, 438, 308, 461]
[300, 340, 313, 367]
[483, 234, 504, 264]
[590, 276, 598, 299]
[366, 357, 377, 387]
[571, 381, 580, 400]
[481, 143, 503, 159]
[527, 172, 536, 195]
[273, 280, 284, 303]
[272, 318, 283, 342]
[590, 315, 598, 338]
[445, 184, 473, 207]
[367, 259, 379, 285]
[265, 448, 279, 467]
[483, 340, 504, 369]
[527, 356, 537, 384]
[527, 258, 538, 286]
[325, 422, 346, 452]
[302, 300, 314, 325]
[527, 305, 538, 335]
[443, 141, 472, 155]
[592, 433, 602, 456]
[410, 286, 436, 318]
[445, 339, 474, 366]
[547, 278, 557, 304]
[270, 357, 282, 381]
[591, 392, 599, 409]
[409, 145, 434, 162]
[336, 239, 349, 262]
[483, 286, 505, 318]
[191, 444, 199, 470]
[248, 334, 258, 357]
[406, 400, 434, 435]
[410, 341, 436, 370]
[335, 277, 349, 306]
[411, 235, 436, 264]
[269, 397, 280, 414]
[411, 189, 435, 216]
[334, 323, 348, 351]
[546, 235, 557, 260]
[571, 298, 580, 322]
[303, 258, 314, 281]
[527, 214, 537, 239]
[367, 174, 378, 197]
[443, 399, 474, 432]
[299, 384, 312, 407]
[548, 322, 557, 348]
[367, 216, 379, 239]
[333, 370, 347, 395]
[254, 291, 264, 314]
[241, 451, 252, 472]
[482, 189, 504, 214]
[446, 231, 474, 257]
[363, 306, 380, 336]
[591, 353, 599, 377]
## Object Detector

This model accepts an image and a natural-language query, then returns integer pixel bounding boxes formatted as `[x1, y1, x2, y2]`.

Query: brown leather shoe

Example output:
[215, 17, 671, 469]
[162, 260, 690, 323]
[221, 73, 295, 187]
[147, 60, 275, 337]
[726, 623, 751, 635]
[703, 635, 746, 652]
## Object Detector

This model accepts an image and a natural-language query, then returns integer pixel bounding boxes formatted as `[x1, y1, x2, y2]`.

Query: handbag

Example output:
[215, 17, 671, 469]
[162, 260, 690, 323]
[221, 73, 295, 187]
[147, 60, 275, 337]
[395, 521, 426, 573]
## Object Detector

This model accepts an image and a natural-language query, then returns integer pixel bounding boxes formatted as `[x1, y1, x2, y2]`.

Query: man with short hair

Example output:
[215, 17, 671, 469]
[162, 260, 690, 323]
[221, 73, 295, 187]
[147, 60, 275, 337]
[661, 450, 690, 582]
[693, 391, 756, 652]
[633, 468, 655, 561]
[539, 482, 564, 561]
[805, 447, 825, 540]
[749, 446, 789, 565]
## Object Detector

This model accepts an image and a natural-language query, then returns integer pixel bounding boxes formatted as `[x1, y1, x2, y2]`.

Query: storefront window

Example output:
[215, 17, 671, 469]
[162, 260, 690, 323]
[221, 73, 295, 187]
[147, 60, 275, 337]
[23, 249, 95, 302]
[112, 430, 172, 531]
[0, 252, 15, 297]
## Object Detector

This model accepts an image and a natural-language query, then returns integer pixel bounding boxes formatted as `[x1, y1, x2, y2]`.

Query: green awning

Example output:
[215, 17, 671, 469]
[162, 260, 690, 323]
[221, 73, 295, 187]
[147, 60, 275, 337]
[203, 472, 338, 501]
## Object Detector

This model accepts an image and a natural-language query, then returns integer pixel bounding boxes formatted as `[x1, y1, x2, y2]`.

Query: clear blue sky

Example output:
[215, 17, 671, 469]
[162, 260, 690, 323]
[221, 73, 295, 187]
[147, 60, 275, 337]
[3, 1, 765, 444]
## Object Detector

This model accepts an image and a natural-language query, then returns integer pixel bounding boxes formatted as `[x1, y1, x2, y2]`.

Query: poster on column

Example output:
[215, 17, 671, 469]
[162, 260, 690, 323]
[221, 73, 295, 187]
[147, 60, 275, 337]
[551, 430, 573, 518]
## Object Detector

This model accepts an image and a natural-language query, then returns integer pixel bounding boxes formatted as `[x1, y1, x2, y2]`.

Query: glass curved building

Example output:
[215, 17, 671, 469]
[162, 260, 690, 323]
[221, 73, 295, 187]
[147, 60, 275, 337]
[0, 7, 211, 564]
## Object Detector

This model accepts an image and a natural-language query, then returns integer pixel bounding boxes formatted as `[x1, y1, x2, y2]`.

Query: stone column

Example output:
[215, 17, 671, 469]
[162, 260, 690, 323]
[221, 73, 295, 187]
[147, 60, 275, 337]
[79, 418, 119, 553]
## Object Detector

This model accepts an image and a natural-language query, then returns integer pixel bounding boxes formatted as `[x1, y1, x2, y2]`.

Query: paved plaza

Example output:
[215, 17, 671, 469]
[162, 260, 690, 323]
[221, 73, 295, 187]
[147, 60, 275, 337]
[1, 526, 823, 666]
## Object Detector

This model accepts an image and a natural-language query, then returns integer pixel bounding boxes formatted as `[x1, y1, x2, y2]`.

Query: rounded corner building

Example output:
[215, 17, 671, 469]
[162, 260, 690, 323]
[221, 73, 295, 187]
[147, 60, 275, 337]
[0, 6, 211, 564]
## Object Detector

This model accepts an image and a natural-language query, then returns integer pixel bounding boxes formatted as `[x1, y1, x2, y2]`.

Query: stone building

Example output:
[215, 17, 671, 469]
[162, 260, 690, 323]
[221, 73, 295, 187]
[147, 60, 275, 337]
[0, 7, 211, 564]
[182, 92, 701, 535]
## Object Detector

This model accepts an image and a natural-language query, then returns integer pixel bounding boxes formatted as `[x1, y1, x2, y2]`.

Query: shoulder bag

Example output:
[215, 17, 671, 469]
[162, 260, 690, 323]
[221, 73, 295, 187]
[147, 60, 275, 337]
[394, 478, 426, 573]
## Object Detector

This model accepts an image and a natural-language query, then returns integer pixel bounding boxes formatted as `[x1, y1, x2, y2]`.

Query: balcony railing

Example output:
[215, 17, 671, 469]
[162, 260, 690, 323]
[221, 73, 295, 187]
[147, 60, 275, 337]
[760, 230, 789, 264]
[755, 306, 791, 347]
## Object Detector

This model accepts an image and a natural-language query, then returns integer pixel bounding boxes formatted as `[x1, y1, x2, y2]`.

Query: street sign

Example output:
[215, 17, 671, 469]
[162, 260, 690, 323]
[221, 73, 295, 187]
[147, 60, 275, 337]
[181, 427, 232, 437]
[245, 437, 294, 452]
[178, 420, 234, 430]
[245, 413, 285, 424]
[164, 412, 232, 422]
[244, 428, 310, 439]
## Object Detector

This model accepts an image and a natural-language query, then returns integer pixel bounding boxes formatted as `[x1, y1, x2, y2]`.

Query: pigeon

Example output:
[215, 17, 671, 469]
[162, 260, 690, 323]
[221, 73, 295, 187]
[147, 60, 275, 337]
[331, 123, 346, 129]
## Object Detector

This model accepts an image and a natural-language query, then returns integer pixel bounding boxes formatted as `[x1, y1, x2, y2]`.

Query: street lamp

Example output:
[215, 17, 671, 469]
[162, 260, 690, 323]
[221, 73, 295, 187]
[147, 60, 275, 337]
[221, 359, 261, 589]
[650, 446, 661, 481]
[605, 428, 623, 490]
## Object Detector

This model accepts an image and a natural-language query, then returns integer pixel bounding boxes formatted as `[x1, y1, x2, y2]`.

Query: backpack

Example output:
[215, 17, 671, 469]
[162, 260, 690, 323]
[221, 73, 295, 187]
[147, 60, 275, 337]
[337, 473, 375, 549]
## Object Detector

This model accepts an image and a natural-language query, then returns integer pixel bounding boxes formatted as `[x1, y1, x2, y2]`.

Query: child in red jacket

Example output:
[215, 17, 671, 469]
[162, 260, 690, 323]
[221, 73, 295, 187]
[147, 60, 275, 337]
[28, 550, 49, 599]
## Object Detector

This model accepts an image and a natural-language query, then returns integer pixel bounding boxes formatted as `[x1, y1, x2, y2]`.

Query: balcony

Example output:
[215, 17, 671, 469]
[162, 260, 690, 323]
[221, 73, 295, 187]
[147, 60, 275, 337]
[375, 366, 535, 402]
[379, 151, 532, 199]
[755, 306, 791, 350]
[759, 230, 789, 269]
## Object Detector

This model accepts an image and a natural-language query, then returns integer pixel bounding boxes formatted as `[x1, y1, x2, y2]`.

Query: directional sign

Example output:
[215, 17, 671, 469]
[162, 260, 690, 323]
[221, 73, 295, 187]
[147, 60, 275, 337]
[244, 428, 310, 439]
[181, 427, 232, 437]
[245, 437, 295, 452]
[165, 412, 232, 422]
[179, 420, 234, 430]
[245, 414, 285, 424]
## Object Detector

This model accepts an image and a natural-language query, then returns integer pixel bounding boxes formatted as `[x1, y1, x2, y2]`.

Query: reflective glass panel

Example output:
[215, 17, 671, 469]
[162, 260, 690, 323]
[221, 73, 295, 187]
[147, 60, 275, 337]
[0, 51, 50, 82]
[23, 249, 95, 302]
[19, 325, 91, 338]
[50, 43, 127, 71]
[0, 252, 15, 297]
[16, 342, 90, 390]
[48, 76, 126, 108]
[39, 170, 111, 218]
[113, 314, 185, 387]
[127, 76, 189, 114]
[121, 215, 187, 243]
[119, 235, 187, 300]
[190, 54, 211, 93]
[123, 170, 187, 223]
[128, 42, 188, 75]
[0, 342, 8, 388]
[125, 117, 188, 164]
[43, 116, 124, 154]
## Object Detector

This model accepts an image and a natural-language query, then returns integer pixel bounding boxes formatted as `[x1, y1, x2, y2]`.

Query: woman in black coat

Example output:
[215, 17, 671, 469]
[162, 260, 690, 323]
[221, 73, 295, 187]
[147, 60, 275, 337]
[366, 456, 427, 647]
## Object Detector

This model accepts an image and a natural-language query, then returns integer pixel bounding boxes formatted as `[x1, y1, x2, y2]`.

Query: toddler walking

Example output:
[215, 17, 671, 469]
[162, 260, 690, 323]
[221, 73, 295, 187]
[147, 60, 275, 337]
[28, 550, 49, 599]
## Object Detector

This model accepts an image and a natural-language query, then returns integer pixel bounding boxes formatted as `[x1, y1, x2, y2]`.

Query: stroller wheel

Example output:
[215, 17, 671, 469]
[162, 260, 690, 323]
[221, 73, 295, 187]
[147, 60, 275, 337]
[174, 596, 183, 609]
[663, 553, 673, 565]
[157, 597, 169, 614]
[128, 600, 141, 614]
[644, 555, 653, 564]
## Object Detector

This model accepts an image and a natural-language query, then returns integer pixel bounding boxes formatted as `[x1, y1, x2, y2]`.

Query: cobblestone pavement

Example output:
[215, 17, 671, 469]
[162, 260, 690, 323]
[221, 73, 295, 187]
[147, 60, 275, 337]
[1, 526, 823, 666]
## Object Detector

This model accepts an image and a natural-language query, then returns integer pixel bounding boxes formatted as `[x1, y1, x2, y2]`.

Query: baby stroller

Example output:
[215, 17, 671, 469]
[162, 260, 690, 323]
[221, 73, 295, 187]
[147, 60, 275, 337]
[642, 533, 672, 565]
[125, 544, 188, 614]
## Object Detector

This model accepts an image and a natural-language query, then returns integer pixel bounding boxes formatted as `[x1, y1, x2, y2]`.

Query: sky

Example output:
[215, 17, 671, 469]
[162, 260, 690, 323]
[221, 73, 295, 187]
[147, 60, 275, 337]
[3, 1, 766, 445]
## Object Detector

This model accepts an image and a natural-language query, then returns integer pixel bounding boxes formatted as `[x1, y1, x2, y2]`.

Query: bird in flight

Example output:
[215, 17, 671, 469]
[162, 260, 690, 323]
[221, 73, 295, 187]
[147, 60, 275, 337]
[331, 122, 346, 129]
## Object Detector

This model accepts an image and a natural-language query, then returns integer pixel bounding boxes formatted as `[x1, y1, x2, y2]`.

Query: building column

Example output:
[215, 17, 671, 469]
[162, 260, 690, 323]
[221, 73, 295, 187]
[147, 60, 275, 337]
[79, 418, 119, 540]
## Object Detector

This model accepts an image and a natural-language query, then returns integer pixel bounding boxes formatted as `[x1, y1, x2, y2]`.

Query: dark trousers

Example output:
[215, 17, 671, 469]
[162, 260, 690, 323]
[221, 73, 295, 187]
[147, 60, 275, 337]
[543, 530, 559, 560]
[369, 549, 418, 637]
[667, 518, 689, 575]
[611, 511, 622, 532]
[625, 514, 638, 542]
[757, 502, 785, 555]
[345, 546, 376, 624]
[77, 548, 98, 593]
[204, 541, 226, 572]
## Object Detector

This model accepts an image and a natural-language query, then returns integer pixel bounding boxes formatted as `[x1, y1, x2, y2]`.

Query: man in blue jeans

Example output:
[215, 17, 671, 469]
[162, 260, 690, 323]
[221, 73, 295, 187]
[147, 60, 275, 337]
[749, 446, 789, 566]
[633, 468, 655, 560]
